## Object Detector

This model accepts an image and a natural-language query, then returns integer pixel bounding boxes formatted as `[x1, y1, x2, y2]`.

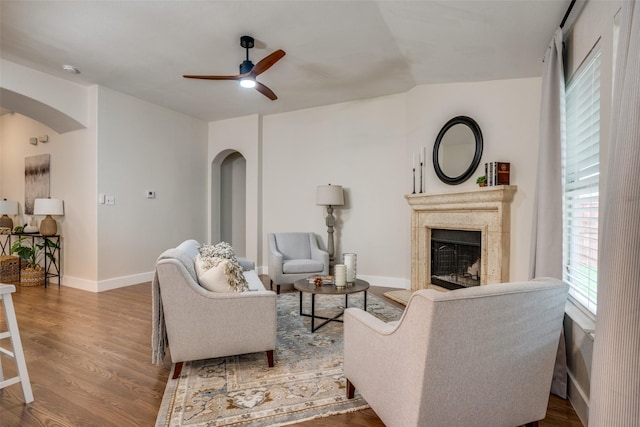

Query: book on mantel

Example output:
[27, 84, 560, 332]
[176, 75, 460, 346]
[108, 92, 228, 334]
[485, 162, 510, 186]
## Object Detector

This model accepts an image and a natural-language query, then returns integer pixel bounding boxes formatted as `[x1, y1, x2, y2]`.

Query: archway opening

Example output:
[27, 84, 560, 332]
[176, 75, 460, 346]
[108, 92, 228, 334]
[212, 150, 246, 256]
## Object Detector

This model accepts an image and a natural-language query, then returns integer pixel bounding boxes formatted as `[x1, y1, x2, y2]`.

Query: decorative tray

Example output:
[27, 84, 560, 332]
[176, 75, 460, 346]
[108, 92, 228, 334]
[307, 275, 334, 285]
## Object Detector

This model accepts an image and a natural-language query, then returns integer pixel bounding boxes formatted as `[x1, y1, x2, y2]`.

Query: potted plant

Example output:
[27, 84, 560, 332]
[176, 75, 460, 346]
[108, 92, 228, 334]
[11, 236, 55, 287]
[476, 175, 487, 187]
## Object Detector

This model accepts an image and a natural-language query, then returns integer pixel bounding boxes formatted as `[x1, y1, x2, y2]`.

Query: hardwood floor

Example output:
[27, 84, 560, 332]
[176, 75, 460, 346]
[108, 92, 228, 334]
[0, 282, 583, 426]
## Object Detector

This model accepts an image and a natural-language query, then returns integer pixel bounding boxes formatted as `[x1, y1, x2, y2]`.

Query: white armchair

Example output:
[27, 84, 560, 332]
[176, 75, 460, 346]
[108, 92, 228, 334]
[344, 278, 569, 427]
[267, 232, 329, 294]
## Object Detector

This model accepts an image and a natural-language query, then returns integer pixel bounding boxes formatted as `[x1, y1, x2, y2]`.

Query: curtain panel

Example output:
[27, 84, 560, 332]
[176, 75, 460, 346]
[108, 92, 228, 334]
[590, 1, 640, 425]
[529, 27, 567, 398]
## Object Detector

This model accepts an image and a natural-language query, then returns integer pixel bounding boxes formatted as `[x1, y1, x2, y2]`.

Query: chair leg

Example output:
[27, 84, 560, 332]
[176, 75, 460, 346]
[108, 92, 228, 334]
[346, 378, 355, 399]
[270, 279, 273, 291]
[277, 284, 281, 294]
[172, 362, 183, 379]
[266, 350, 274, 367]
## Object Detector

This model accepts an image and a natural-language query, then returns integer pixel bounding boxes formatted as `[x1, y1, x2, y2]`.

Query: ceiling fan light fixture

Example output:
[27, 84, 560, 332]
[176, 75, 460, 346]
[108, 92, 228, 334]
[240, 77, 256, 88]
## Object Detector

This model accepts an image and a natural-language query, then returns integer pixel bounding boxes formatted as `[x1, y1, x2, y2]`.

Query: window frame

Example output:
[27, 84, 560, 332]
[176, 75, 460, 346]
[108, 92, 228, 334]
[563, 43, 602, 318]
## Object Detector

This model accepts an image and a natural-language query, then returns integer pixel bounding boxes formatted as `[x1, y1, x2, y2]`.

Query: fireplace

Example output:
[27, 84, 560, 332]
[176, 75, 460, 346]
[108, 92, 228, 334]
[406, 186, 516, 291]
[431, 229, 481, 290]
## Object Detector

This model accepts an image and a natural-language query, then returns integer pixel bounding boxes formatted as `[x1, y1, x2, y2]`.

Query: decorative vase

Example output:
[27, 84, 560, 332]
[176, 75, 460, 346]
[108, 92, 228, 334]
[20, 267, 45, 287]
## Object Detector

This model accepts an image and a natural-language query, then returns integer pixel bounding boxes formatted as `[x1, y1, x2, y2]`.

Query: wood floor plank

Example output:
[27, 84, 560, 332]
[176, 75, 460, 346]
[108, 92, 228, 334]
[0, 281, 584, 426]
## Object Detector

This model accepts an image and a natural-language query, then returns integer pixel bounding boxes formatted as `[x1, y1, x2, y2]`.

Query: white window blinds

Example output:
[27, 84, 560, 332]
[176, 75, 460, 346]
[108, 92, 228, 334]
[563, 49, 601, 315]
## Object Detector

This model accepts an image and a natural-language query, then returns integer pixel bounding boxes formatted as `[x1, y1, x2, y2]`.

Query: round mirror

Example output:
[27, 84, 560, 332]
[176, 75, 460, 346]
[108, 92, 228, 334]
[432, 116, 483, 185]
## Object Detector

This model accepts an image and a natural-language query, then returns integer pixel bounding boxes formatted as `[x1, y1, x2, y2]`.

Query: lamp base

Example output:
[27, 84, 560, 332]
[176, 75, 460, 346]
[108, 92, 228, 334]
[0, 215, 13, 231]
[39, 215, 58, 236]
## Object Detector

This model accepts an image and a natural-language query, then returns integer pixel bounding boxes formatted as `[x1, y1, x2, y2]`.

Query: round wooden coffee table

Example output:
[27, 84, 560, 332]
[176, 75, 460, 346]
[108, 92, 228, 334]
[293, 278, 370, 332]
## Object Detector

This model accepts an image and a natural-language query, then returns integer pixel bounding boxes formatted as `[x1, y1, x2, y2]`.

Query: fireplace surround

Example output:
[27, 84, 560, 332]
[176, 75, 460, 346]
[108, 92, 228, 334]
[406, 186, 516, 292]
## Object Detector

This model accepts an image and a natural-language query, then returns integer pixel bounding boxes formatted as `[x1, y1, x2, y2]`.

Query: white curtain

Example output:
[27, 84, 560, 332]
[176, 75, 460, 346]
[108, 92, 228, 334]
[529, 27, 567, 398]
[590, 1, 640, 425]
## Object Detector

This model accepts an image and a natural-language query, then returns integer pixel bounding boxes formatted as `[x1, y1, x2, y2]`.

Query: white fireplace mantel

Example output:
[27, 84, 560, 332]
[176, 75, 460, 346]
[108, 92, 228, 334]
[405, 186, 517, 291]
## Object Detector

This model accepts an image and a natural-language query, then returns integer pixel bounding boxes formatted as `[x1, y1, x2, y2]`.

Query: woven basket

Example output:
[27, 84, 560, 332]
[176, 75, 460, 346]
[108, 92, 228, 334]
[20, 267, 45, 287]
[0, 255, 20, 284]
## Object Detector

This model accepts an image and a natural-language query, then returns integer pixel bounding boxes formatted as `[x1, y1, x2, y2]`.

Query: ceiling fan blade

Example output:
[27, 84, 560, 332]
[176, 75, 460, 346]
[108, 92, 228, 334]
[183, 74, 241, 80]
[249, 49, 286, 77]
[255, 82, 278, 100]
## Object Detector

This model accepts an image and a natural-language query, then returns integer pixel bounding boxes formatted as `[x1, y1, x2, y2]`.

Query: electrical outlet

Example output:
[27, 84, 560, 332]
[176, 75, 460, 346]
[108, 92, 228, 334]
[146, 191, 155, 199]
[105, 196, 115, 205]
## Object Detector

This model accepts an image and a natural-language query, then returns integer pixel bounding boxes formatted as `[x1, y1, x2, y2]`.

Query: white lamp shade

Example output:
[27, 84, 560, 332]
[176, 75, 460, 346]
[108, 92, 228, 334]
[0, 200, 18, 215]
[33, 198, 64, 216]
[316, 185, 344, 206]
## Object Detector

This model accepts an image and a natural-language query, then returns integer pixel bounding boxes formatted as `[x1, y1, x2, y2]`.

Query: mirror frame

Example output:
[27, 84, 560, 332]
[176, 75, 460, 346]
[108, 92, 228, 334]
[432, 116, 483, 185]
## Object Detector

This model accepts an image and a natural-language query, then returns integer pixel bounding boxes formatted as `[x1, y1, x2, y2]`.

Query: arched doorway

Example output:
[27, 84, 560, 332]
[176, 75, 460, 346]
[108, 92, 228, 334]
[211, 150, 247, 256]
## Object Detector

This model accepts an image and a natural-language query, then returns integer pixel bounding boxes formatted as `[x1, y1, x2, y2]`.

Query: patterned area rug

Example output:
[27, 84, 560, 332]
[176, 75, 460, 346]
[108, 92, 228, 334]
[155, 291, 403, 426]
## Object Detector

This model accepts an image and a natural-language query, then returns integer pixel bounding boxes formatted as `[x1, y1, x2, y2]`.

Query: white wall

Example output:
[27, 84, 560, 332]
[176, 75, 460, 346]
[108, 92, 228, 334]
[0, 111, 98, 284]
[96, 87, 208, 289]
[0, 60, 89, 131]
[219, 78, 540, 288]
[209, 115, 261, 264]
[262, 94, 410, 287]
[406, 77, 542, 283]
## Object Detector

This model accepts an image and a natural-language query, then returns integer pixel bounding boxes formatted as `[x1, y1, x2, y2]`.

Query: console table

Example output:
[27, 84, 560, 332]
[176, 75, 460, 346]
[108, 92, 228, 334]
[0, 234, 61, 287]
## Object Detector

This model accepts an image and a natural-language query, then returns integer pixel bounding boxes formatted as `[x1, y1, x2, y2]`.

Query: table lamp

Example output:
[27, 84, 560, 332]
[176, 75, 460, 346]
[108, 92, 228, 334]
[316, 184, 344, 267]
[0, 199, 18, 231]
[33, 198, 64, 236]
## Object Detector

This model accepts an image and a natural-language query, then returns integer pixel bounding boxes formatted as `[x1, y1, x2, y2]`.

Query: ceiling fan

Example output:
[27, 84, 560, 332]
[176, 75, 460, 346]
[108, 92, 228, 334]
[183, 36, 286, 101]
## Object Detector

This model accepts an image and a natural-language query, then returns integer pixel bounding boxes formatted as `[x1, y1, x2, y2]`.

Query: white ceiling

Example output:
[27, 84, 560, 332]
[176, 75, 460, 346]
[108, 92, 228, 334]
[0, 1, 570, 123]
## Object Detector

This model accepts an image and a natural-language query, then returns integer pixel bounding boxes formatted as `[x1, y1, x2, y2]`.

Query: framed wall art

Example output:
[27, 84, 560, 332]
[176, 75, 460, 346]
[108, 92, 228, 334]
[25, 154, 50, 215]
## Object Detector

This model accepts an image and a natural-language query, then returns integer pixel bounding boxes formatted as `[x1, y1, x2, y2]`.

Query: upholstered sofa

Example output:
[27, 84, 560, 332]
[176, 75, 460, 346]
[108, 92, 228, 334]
[344, 277, 569, 427]
[152, 239, 277, 378]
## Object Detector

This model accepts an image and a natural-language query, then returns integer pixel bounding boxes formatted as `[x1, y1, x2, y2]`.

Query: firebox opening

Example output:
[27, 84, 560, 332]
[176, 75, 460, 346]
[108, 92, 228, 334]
[431, 229, 481, 290]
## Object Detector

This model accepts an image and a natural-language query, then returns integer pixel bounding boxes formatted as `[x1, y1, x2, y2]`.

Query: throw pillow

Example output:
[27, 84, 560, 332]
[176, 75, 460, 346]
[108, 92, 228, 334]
[198, 242, 249, 292]
[195, 255, 230, 292]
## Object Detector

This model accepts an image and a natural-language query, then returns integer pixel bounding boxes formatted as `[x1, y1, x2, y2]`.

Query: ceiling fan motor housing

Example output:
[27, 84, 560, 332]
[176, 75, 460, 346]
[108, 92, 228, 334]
[239, 59, 254, 74]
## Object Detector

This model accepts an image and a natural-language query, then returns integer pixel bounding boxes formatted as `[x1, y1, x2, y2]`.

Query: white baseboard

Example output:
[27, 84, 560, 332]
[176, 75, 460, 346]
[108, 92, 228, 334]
[567, 370, 589, 426]
[357, 274, 409, 289]
[61, 271, 154, 293]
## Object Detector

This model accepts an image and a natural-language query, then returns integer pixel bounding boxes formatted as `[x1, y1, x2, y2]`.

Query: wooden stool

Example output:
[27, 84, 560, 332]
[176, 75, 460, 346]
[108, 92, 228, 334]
[0, 283, 34, 403]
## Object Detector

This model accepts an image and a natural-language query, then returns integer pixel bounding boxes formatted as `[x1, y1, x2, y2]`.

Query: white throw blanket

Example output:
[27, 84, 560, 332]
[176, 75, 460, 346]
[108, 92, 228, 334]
[151, 270, 167, 365]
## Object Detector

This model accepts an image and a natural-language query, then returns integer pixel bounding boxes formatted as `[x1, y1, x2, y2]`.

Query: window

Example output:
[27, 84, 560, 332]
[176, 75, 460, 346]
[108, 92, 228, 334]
[563, 47, 601, 315]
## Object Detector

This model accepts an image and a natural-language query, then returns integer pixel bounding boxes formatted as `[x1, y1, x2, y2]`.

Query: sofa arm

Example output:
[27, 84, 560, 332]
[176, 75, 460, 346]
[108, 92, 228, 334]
[344, 308, 400, 335]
